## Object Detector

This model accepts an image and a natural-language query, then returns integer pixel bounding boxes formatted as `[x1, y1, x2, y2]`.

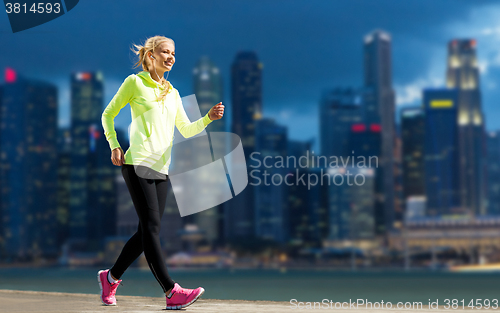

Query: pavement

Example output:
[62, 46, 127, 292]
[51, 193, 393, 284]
[0, 289, 456, 312]
[0, 289, 291, 312]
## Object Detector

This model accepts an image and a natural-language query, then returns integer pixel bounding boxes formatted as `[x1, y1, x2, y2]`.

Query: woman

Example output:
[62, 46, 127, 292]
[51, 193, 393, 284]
[98, 35, 224, 310]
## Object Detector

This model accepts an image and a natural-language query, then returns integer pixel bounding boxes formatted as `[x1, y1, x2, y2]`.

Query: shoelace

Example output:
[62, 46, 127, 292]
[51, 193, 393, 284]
[109, 281, 124, 297]
[175, 286, 194, 297]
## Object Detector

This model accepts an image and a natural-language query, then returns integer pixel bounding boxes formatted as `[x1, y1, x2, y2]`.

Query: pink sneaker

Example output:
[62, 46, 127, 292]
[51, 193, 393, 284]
[166, 283, 205, 310]
[97, 269, 122, 305]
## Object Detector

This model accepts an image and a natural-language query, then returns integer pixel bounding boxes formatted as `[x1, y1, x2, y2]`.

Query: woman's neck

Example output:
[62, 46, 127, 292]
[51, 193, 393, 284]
[148, 69, 165, 83]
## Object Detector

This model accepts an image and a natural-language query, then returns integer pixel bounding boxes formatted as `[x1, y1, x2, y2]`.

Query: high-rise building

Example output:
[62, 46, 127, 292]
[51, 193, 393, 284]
[192, 56, 225, 246]
[86, 124, 119, 251]
[56, 128, 72, 249]
[193, 56, 224, 133]
[286, 139, 329, 247]
[320, 87, 363, 158]
[69, 71, 103, 242]
[69, 71, 117, 251]
[231, 51, 262, 149]
[287, 166, 328, 248]
[486, 131, 500, 215]
[254, 117, 288, 243]
[393, 127, 405, 228]
[345, 123, 380, 235]
[346, 122, 382, 158]
[400, 107, 426, 200]
[362, 29, 396, 234]
[0, 68, 59, 259]
[226, 51, 263, 241]
[0, 84, 3, 258]
[445, 39, 486, 215]
[327, 167, 375, 241]
[423, 88, 461, 216]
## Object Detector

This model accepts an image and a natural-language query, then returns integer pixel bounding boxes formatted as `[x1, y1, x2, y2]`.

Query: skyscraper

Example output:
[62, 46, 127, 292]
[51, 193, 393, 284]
[445, 39, 486, 215]
[192, 56, 224, 246]
[287, 139, 329, 247]
[320, 87, 363, 158]
[86, 124, 119, 250]
[0, 84, 3, 258]
[400, 107, 425, 200]
[328, 167, 376, 241]
[287, 166, 328, 248]
[193, 56, 224, 133]
[226, 51, 263, 241]
[254, 117, 288, 243]
[486, 131, 500, 215]
[346, 122, 382, 159]
[0, 68, 59, 259]
[363, 29, 396, 234]
[423, 88, 460, 216]
[69, 72, 103, 242]
[69, 71, 117, 251]
[56, 128, 72, 249]
[231, 51, 262, 149]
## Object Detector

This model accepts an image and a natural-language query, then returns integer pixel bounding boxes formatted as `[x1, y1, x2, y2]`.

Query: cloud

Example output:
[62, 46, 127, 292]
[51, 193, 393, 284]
[278, 109, 292, 121]
[481, 27, 500, 36]
[444, 5, 500, 68]
[393, 3, 500, 107]
[478, 60, 489, 74]
[395, 76, 444, 106]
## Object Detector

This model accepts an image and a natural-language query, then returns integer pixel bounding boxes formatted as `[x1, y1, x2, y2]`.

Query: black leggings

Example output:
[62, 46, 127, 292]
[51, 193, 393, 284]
[110, 164, 175, 293]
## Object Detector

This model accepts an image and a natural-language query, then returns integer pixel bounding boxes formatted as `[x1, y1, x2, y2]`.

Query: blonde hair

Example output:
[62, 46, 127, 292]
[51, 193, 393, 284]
[131, 35, 175, 102]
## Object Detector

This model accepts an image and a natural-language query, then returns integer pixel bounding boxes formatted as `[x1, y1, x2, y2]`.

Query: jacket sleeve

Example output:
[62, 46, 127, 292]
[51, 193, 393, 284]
[175, 90, 213, 138]
[101, 74, 136, 150]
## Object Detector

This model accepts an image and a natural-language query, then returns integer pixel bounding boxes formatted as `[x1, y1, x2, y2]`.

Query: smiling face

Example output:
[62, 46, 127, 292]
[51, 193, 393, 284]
[150, 41, 175, 72]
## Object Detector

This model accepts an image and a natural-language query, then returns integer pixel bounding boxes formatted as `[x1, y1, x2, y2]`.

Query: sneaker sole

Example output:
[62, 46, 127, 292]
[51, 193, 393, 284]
[166, 288, 205, 310]
[97, 270, 117, 306]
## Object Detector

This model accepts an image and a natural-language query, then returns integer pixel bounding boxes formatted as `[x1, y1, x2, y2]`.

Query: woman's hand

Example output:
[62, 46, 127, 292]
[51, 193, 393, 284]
[208, 102, 224, 121]
[111, 147, 125, 166]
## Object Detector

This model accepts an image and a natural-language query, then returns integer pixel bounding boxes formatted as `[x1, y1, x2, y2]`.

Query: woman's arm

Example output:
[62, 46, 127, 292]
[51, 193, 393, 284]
[101, 74, 136, 150]
[175, 90, 213, 138]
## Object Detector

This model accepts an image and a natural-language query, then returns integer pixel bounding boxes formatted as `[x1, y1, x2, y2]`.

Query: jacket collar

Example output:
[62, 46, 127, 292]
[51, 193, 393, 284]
[137, 71, 170, 91]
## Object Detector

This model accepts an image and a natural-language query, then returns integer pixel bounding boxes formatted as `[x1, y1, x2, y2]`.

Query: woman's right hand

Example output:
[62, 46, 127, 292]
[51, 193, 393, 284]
[111, 147, 125, 166]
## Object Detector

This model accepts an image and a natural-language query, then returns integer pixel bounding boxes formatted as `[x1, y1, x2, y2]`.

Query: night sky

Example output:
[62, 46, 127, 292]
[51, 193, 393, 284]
[1, 0, 500, 152]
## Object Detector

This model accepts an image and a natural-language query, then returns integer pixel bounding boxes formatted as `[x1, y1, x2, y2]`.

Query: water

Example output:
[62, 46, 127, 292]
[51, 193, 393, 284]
[0, 267, 499, 303]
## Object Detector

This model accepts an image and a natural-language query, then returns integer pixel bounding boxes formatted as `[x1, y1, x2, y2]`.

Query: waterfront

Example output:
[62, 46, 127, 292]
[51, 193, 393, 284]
[1, 267, 499, 302]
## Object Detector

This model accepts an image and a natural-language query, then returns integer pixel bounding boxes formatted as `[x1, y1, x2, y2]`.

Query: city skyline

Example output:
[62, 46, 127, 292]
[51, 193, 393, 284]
[0, 34, 498, 266]
[2, 0, 500, 151]
[2, 1, 500, 268]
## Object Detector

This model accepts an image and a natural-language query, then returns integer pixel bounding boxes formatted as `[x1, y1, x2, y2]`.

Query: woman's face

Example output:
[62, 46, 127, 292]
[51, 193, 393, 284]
[150, 41, 175, 72]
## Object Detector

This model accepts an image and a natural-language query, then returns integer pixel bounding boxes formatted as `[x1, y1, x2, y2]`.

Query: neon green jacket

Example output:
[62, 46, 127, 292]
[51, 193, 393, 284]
[101, 70, 213, 174]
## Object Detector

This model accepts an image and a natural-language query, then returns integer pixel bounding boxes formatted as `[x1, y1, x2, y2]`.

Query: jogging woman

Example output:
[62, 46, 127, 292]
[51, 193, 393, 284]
[98, 35, 224, 310]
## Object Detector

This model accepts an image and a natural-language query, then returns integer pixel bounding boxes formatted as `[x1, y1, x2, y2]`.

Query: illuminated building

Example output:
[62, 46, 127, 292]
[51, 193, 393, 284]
[225, 51, 263, 240]
[192, 56, 225, 246]
[446, 39, 486, 215]
[401, 107, 426, 218]
[363, 29, 396, 234]
[68, 71, 117, 251]
[423, 88, 460, 216]
[0, 68, 59, 258]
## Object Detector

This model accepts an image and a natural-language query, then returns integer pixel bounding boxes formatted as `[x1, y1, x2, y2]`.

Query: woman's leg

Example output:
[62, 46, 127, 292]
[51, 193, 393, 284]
[154, 177, 171, 293]
[109, 164, 174, 292]
[109, 165, 144, 279]
[109, 224, 143, 280]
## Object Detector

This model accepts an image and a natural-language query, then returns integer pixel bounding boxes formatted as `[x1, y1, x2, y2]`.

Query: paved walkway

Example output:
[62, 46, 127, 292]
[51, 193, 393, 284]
[0, 289, 290, 312]
[0, 289, 455, 312]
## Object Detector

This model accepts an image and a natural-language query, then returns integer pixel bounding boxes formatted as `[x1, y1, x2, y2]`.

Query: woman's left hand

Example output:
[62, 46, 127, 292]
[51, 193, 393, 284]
[208, 102, 224, 121]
